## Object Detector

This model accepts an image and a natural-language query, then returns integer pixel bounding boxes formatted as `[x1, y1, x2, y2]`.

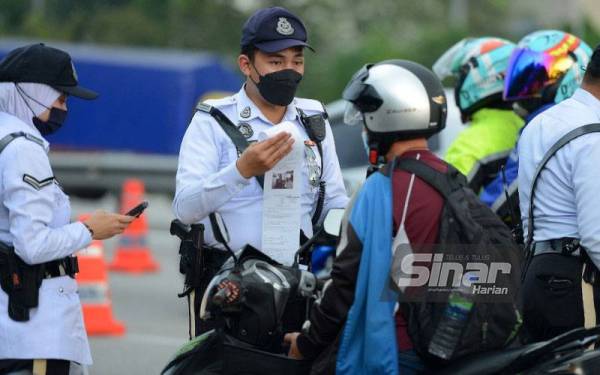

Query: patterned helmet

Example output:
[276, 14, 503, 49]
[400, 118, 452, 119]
[433, 37, 516, 121]
[503, 30, 592, 104]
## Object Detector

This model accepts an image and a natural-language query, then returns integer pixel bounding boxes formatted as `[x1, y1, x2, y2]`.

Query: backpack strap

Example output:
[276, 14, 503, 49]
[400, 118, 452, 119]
[525, 123, 600, 249]
[196, 103, 264, 189]
[0, 132, 44, 153]
[393, 157, 466, 200]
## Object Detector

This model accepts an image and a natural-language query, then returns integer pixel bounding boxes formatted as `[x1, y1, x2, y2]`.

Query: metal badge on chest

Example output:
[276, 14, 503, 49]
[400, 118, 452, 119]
[240, 106, 251, 119]
[304, 141, 321, 188]
[237, 122, 254, 139]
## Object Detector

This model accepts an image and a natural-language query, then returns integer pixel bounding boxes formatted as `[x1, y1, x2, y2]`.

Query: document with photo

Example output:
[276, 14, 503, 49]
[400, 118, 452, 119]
[259, 122, 303, 264]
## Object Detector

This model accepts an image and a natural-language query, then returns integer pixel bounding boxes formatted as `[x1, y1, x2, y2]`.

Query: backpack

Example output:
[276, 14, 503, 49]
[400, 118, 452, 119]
[391, 158, 522, 363]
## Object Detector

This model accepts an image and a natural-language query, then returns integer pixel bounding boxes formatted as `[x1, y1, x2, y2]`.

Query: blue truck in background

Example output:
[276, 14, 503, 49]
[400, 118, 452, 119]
[0, 39, 242, 195]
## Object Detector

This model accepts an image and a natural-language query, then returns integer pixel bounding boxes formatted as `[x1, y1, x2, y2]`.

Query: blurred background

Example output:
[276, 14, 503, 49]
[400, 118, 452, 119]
[1, 1, 599, 374]
[2, 0, 600, 102]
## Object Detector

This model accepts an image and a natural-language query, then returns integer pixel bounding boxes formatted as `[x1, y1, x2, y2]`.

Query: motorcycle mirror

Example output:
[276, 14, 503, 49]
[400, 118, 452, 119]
[209, 213, 230, 245]
[323, 208, 344, 237]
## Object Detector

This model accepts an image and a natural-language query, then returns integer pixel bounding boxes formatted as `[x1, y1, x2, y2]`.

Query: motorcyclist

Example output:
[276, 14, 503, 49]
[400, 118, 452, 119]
[480, 30, 592, 232]
[284, 60, 448, 374]
[434, 37, 524, 192]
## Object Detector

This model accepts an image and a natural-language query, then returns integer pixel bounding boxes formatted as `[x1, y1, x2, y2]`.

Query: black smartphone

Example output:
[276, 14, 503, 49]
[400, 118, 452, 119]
[125, 201, 148, 217]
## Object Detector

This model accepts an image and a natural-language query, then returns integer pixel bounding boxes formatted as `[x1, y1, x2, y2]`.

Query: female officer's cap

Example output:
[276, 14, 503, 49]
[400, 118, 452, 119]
[0, 43, 98, 100]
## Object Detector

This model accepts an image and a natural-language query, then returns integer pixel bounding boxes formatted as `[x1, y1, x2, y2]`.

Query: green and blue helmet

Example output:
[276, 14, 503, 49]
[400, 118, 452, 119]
[434, 37, 516, 122]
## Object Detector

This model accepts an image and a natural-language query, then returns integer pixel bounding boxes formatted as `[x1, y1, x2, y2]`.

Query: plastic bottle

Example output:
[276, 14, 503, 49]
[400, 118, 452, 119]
[427, 282, 474, 360]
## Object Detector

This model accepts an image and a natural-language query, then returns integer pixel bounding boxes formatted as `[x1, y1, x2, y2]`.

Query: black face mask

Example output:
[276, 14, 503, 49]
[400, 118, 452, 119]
[33, 107, 67, 136]
[251, 66, 303, 106]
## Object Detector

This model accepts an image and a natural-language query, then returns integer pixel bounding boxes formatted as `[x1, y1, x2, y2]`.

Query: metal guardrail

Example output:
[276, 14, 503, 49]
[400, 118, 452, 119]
[50, 151, 178, 195]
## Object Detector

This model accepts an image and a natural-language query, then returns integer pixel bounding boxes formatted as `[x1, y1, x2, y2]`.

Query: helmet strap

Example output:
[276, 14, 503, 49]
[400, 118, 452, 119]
[369, 139, 392, 166]
[369, 145, 380, 165]
[366, 140, 383, 178]
[541, 79, 561, 104]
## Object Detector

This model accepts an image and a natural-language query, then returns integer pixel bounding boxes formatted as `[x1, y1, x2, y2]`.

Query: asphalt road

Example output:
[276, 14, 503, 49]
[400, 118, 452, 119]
[71, 193, 189, 375]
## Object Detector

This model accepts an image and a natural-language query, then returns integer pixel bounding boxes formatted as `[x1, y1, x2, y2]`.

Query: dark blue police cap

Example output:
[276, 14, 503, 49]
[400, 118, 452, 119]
[241, 7, 314, 53]
[0, 43, 98, 99]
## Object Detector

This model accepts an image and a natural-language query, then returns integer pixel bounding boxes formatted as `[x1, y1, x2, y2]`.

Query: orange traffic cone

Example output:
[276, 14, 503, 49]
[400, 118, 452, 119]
[109, 178, 159, 273]
[76, 233, 126, 336]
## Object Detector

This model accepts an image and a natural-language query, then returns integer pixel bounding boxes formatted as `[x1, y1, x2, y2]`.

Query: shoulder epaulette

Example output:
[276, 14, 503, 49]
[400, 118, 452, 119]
[0, 132, 44, 154]
[195, 102, 213, 114]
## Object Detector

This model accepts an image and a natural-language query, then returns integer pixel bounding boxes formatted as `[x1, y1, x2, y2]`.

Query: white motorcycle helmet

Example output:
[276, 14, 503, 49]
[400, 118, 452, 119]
[343, 59, 447, 165]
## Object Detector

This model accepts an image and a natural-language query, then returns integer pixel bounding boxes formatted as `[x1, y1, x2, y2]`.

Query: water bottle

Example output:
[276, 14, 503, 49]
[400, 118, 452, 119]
[428, 282, 474, 360]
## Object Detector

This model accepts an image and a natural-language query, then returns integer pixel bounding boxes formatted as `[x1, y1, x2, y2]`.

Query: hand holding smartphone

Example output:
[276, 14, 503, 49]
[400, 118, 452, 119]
[125, 201, 149, 218]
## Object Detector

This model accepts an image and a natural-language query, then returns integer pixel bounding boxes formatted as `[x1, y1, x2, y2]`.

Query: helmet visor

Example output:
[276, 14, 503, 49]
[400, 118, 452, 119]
[342, 64, 371, 102]
[343, 102, 364, 126]
[432, 38, 470, 80]
[503, 47, 573, 101]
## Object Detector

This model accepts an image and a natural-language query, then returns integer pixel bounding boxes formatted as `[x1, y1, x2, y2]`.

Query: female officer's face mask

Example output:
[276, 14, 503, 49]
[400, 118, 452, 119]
[251, 64, 303, 106]
[16, 84, 67, 135]
[33, 107, 67, 136]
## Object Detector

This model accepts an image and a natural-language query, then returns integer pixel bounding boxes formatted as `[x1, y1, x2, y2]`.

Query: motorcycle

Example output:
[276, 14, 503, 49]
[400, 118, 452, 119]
[162, 209, 344, 375]
[435, 325, 600, 374]
[163, 208, 600, 375]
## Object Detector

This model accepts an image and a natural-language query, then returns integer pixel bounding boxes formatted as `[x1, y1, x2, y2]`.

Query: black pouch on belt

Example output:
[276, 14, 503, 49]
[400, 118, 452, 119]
[0, 242, 44, 322]
[581, 249, 600, 285]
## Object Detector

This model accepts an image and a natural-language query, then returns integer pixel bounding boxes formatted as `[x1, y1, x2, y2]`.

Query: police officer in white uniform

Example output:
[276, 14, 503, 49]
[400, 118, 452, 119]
[518, 44, 600, 341]
[0, 44, 134, 375]
[173, 7, 348, 262]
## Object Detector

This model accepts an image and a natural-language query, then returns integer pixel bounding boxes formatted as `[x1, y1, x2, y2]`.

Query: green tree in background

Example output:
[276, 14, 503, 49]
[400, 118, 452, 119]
[0, 0, 597, 102]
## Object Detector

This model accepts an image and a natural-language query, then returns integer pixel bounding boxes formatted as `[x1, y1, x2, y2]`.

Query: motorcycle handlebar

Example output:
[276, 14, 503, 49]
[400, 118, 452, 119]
[316, 278, 328, 291]
[212, 288, 228, 307]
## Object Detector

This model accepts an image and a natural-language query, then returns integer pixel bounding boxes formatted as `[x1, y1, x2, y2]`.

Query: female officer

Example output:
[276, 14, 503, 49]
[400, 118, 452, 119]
[0, 44, 134, 375]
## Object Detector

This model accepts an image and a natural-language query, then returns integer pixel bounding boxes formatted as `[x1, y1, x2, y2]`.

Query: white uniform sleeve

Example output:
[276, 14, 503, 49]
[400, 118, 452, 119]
[571, 133, 600, 268]
[2, 139, 91, 265]
[319, 120, 349, 220]
[173, 112, 252, 224]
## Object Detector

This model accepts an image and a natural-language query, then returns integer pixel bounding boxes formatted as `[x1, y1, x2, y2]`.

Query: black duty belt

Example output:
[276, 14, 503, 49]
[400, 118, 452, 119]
[534, 238, 600, 286]
[533, 238, 581, 257]
[0, 249, 80, 321]
[43, 256, 79, 278]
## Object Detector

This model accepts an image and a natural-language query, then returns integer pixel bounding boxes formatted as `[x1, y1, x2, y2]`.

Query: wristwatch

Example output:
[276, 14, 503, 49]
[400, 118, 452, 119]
[82, 222, 95, 237]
